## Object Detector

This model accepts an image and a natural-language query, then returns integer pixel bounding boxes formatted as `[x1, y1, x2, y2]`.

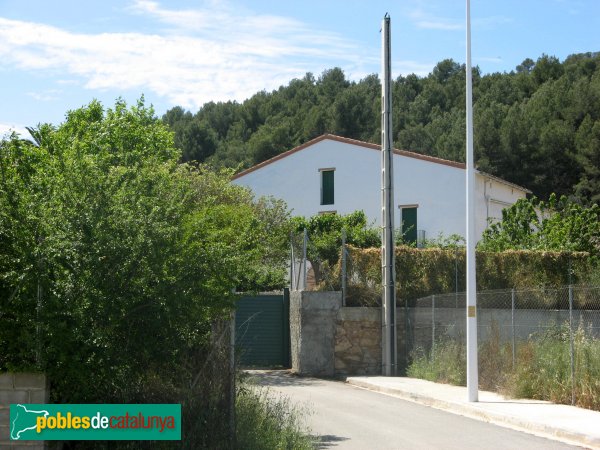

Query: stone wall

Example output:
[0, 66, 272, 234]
[290, 297, 600, 378]
[289, 292, 418, 377]
[335, 308, 381, 376]
[289, 291, 383, 377]
[0, 372, 47, 449]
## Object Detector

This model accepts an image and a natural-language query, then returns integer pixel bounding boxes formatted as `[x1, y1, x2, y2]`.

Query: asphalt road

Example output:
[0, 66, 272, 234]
[248, 371, 582, 450]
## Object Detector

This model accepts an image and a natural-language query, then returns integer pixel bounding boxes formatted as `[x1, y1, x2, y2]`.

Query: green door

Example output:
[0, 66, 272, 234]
[401, 207, 418, 245]
[235, 290, 290, 367]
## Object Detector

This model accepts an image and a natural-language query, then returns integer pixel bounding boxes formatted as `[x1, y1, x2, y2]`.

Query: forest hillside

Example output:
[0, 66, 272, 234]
[163, 52, 600, 203]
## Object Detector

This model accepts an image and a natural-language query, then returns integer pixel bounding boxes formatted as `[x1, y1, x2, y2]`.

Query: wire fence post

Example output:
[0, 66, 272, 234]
[290, 231, 295, 291]
[229, 312, 236, 449]
[569, 284, 575, 406]
[302, 228, 308, 290]
[454, 248, 459, 309]
[431, 294, 436, 360]
[511, 288, 516, 369]
[341, 228, 347, 306]
[404, 296, 411, 372]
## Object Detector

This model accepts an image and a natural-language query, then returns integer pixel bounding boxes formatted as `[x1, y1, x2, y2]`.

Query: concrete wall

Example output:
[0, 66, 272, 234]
[233, 136, 528, 241]
[403, 307, 600, 358]
[0, 372, 47, 449]
[291, 292, 410, 377]
[290, 291, 341, 376]
[289, 293, 600, 377]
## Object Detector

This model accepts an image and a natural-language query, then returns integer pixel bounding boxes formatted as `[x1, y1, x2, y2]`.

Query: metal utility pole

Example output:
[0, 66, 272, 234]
[465, 0, 479, 402]
[381, 14, 397, 376]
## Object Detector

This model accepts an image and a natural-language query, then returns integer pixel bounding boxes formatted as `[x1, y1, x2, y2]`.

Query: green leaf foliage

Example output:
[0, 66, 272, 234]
[0, 99, 290, 404]
[292, 210, 380, 266]
[338, 246, 594, 306]
[480, 194, 600, 256]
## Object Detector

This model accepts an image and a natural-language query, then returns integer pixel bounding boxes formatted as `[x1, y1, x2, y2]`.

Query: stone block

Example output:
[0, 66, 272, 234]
[0, 424, 9, 441]
[363, 354, 380, 365]
[0, 407, 9, 424]
[0, 390, 28, 405]
[335, 358, 347, 369]
[28, 390, 47, 404]
[13, 374, 45, 390]
[0, 374, 13, 390]
[335, 340, 353, 353]
[343, 354, 363, 362]
[338, 307, 380, 322]
[359, 335, 379, 347]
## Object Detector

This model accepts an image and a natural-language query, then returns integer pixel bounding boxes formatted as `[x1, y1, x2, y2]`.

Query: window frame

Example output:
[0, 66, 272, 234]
[319, 168, 335, 206]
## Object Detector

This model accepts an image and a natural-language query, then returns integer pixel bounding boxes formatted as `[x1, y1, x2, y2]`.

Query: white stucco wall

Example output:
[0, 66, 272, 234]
[233, 138, 527, 241]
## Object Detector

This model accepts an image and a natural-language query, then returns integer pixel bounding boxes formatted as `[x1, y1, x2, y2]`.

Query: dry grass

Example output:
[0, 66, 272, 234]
[407, 323, 600, 411]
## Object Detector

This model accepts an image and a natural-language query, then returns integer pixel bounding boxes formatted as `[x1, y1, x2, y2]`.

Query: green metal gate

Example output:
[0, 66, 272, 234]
[235, 290, 290, 368]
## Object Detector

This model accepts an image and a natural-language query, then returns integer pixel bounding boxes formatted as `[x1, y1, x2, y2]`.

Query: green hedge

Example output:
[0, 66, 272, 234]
[334, 245, 596, 306]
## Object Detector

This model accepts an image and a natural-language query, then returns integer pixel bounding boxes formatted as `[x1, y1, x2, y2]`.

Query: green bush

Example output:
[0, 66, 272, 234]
[0, 99, 291, 446]
[292, 211, 379, 287]
[507, 324, 600, 410]
[480, 195, 600, 257]
[236, 385, 315, 450]
[336, 245, 596, 306]
[407, 340, 466, 386]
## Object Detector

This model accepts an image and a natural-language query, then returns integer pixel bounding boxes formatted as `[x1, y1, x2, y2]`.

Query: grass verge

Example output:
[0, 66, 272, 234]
[236, 383, 315, 450]
[407, 323, 600, 411]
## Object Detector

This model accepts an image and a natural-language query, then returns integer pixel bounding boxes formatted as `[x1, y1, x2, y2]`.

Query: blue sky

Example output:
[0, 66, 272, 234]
[1, 0, 598, 136]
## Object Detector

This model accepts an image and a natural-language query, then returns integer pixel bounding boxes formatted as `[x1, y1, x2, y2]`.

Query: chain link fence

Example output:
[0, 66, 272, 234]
[289, 229, 338, 292]
[405, 286, 600, 408]
[288, 229, 600, 408]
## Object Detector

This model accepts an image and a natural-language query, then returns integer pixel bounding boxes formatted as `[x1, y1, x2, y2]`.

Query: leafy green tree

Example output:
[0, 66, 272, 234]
[247, 119, 293, 163]
[480, 194, 600, 256]
[0, 99, 290, 406]
[291, 211, 379, 275]
[574, 94, 600, 204]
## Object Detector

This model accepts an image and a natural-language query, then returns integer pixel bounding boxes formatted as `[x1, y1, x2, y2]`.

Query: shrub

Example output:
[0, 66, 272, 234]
[407, 324, 600, 411]
[505, 324, 600, 410]
[236, 385, 315, 450]
[337, 245, 595, 306]
[407, 340, 466, 386]
[0, 99, 291, 446]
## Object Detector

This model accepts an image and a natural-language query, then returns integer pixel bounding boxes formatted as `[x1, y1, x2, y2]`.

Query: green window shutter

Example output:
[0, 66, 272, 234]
[401, 207, 418, 245]
[321, 170, 334, 205]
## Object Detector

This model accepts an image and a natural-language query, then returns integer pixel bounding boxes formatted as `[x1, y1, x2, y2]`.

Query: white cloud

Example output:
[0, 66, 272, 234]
[0, 123, 29, 138]
[408, 8, 462, 31]
[0, 1, 380, 109]
[27, 89, 62, 101]
[394, 60, 435, 77]
[407, 4, 512, 32]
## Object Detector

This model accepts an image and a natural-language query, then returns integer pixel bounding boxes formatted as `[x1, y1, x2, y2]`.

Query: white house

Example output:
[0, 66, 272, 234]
[233, 134, 530, 243]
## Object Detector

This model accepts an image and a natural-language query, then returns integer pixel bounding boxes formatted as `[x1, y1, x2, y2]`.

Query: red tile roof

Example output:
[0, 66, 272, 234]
[232, 133, 531, 194]
[232, 134, 464, 180]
